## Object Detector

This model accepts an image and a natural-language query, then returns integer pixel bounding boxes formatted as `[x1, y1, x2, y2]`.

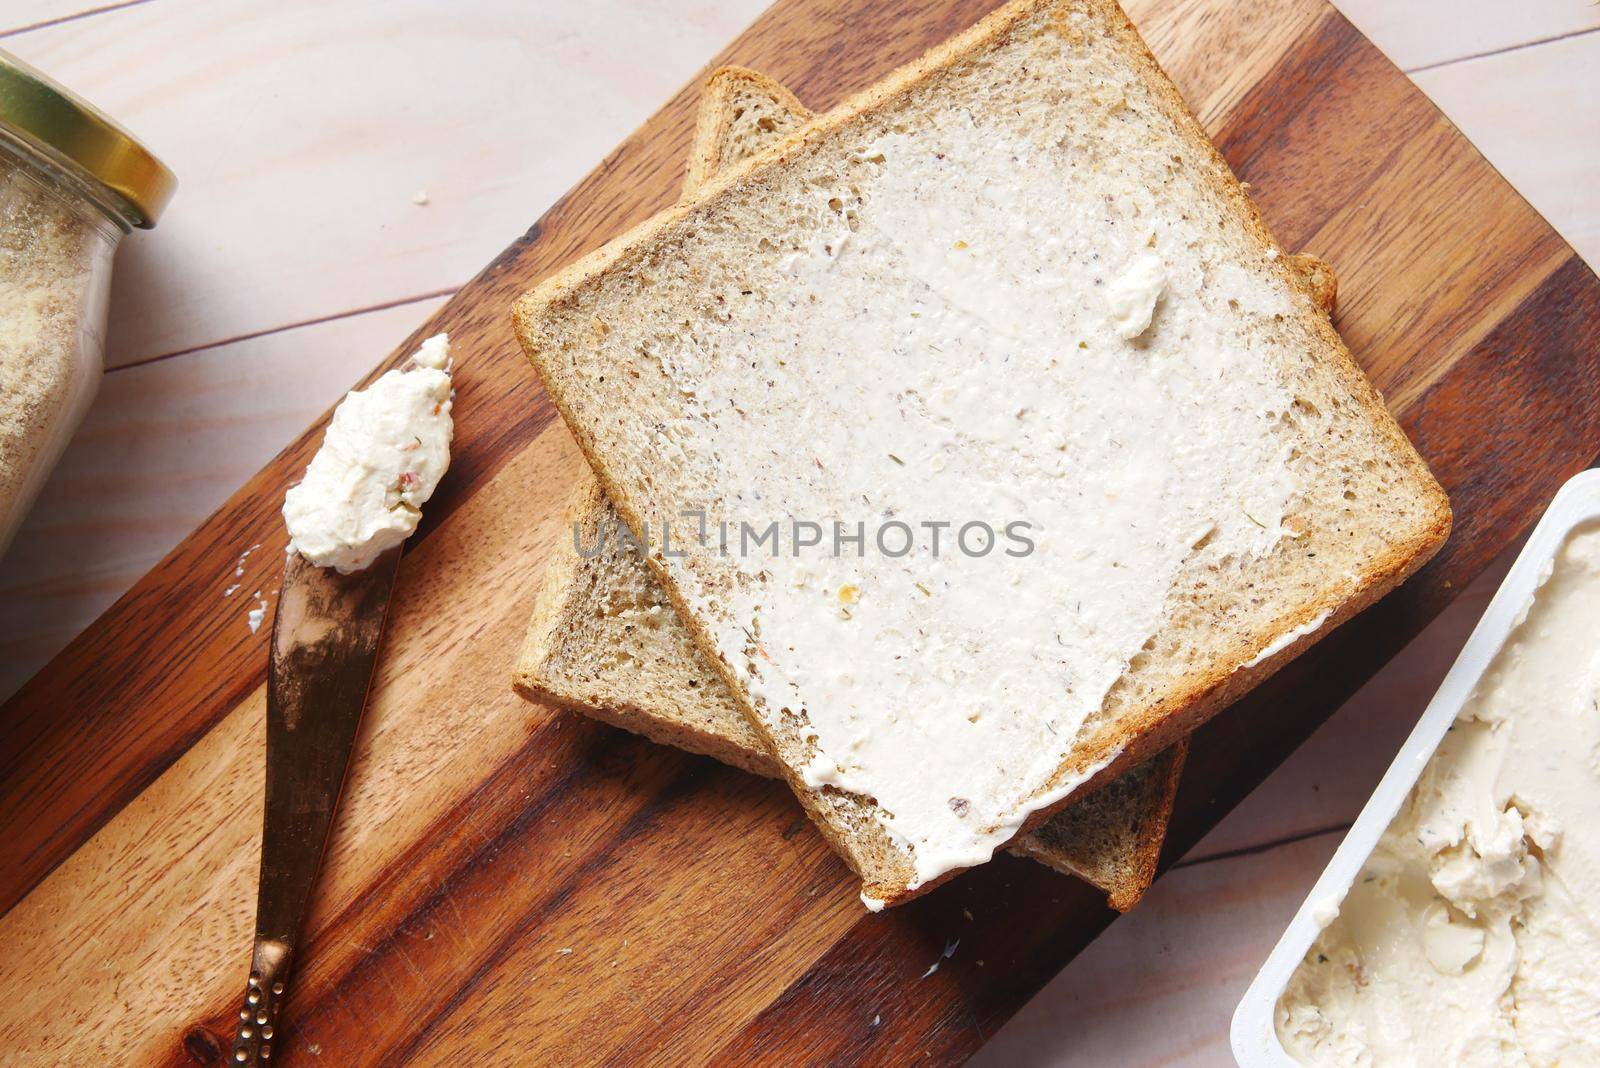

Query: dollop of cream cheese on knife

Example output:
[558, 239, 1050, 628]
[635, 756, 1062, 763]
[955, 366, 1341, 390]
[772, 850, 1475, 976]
[283, 333, 453, 573]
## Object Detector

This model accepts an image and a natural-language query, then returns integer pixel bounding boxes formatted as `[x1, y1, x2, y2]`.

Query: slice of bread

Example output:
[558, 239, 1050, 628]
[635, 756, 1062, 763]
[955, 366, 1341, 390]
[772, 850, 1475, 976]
[515, 0, 1450, 906]
[1008, 735, 1186, 911]
[519, 67, 1335, 910]
[684, 67, 808, 193]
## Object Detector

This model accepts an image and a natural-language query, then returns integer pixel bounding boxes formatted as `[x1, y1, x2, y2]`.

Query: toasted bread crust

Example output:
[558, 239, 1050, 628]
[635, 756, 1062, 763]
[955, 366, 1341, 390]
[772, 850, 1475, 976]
[1289, 252, 1338, 315]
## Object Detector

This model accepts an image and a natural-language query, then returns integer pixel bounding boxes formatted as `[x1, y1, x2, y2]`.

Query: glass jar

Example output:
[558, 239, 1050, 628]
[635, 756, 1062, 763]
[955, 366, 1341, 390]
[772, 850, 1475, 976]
[0, 49, 174, 558]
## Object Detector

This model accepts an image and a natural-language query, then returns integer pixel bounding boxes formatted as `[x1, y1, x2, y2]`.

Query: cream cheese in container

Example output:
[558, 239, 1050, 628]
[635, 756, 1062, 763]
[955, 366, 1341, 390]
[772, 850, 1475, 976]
[1232, 468, 1600, 1067]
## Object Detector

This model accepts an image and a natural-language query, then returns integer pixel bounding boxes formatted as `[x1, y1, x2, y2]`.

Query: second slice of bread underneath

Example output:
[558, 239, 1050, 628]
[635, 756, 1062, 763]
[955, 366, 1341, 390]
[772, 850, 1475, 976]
[517, 0, 1449, 906]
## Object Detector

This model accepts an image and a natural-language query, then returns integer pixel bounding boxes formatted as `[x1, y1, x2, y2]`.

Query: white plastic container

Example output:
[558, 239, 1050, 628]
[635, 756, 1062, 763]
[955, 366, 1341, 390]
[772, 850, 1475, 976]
[1230, 466, 1600, 1067]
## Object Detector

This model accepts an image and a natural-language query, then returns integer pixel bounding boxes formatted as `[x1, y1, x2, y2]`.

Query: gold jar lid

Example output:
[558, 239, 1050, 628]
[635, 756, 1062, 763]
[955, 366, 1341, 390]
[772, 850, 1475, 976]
[0, 48, 175, 227]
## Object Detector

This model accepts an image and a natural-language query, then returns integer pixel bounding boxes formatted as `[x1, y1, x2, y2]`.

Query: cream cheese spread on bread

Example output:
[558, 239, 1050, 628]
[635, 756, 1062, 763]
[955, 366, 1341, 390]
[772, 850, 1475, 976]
[655, 116, 1305, 891]
[283, 333, 453, 573]
[1240, 608, 1331, 670]
[1277, 524, 1600, 1066]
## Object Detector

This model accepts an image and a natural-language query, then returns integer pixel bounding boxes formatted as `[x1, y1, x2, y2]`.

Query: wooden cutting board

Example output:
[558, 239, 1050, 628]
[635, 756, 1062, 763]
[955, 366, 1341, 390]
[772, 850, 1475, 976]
[3, 0, 1597, 1063]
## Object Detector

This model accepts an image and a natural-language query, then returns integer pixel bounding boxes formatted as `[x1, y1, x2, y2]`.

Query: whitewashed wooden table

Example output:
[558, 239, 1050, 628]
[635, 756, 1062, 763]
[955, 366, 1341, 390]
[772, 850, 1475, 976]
[3, 2, 1596, 1064]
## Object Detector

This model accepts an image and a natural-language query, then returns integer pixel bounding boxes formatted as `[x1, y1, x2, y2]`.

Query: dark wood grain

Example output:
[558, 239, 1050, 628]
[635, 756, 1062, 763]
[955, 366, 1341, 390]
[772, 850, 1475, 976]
[3, 0, 1599, 1063]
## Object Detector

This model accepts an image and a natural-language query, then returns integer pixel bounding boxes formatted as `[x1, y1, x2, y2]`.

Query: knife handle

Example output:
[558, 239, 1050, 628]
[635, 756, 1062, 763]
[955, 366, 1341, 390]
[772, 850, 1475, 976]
[229, 547, 402, 1064]
[230, 938, 291, 1064]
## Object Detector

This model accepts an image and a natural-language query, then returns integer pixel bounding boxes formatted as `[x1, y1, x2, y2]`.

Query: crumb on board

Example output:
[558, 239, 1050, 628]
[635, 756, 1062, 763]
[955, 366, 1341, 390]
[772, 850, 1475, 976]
[247, 592, 267, 634]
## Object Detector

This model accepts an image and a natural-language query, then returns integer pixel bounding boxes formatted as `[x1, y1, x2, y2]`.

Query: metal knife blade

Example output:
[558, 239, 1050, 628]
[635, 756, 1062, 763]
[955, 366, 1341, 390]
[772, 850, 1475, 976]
[229, 545, 403, 1065]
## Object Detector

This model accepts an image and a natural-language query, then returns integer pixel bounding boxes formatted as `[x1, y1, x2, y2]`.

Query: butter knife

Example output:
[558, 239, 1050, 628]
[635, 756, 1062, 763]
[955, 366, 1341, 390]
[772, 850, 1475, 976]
[229, 545, 403, 1065]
